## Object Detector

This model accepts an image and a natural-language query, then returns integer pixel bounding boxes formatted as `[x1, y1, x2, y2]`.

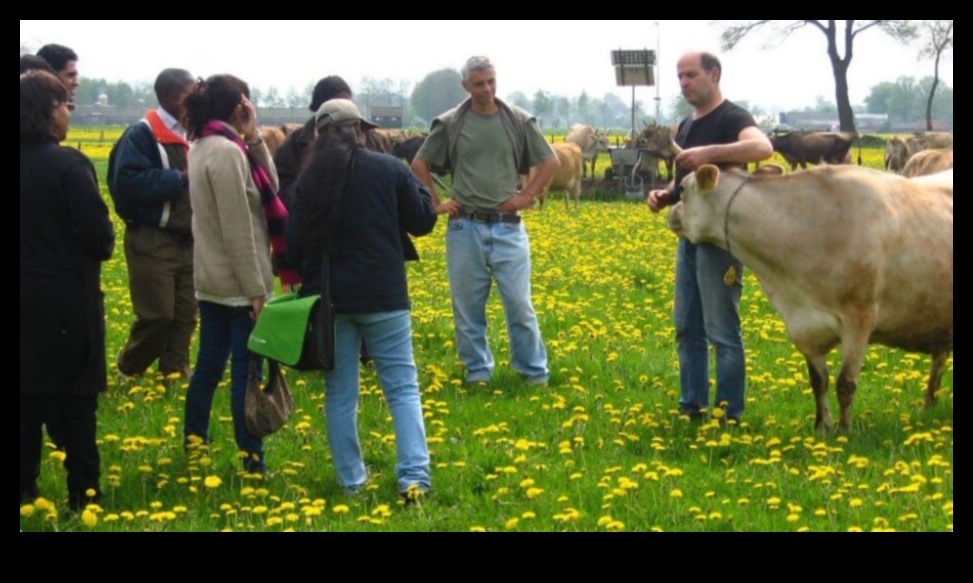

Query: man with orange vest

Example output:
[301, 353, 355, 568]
[109, 69, 197, 383]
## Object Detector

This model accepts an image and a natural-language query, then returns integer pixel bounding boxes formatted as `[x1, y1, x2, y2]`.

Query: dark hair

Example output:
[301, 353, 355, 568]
[309, 76, 353, 112]
[295, 121, 360, 251]
[21, 71, 68, 144]
[700, 52, 722, 84]
[183, 74, 250, 140]
[154, 68, 194, 102]
[20, 54, 55, 75]
[36, 44, 78, 73]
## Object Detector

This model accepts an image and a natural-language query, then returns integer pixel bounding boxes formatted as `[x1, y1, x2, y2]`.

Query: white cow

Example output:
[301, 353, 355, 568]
[669, 164, 953, 430]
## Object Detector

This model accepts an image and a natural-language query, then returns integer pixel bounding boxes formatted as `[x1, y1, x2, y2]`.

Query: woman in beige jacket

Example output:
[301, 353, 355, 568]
[181, 74, 286, 474]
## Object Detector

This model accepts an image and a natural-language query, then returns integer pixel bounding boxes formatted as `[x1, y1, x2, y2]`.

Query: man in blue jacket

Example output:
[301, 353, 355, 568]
[109, 69, 197, 383]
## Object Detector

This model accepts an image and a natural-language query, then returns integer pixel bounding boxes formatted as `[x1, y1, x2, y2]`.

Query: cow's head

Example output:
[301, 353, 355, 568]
[669, 165, 783, 244]
[668, 165, 723, 244]
[635, 123, 674, 154]
[594, 130, 610, 152]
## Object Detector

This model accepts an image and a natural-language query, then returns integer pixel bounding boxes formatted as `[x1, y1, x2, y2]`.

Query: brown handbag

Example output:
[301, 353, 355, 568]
[244, 359, 295, 438]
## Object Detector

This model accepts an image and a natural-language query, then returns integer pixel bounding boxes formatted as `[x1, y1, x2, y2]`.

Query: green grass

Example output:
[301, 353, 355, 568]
[20, 128, 952, 532]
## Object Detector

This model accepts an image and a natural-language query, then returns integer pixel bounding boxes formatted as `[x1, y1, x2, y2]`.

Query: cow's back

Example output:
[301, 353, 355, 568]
[903, 149, 954, 178]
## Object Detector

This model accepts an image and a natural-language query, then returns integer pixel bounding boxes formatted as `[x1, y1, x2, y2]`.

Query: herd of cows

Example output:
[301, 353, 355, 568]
[255, 119, 953, 431]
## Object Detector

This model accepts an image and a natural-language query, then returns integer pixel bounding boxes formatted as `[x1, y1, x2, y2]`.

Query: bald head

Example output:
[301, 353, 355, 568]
[677, 51, 724, 111]
[678, 51, 721, 84]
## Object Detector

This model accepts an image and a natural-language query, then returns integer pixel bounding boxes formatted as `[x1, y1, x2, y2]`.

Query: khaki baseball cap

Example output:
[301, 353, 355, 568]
[315, 98, 379, 131]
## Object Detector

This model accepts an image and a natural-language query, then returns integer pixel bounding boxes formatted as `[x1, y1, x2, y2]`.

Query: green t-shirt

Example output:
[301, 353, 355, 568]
[419, 111, 554, 212]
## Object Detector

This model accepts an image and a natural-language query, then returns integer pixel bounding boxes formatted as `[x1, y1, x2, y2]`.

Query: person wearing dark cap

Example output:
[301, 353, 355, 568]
[37, 44, 79, 101]
[287, 99, 437, 499]
[108, 69, 197, 386]
[273, 76, 352, 210]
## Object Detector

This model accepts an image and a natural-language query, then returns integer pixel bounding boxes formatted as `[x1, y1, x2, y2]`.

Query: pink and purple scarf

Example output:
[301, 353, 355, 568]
[199, 121, 301, 287]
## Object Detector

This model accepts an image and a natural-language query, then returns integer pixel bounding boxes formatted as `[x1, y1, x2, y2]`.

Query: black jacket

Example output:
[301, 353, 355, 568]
[21, 141, 115, 395]
[287, 149, 437, 314]
[274, 118, 315, 211]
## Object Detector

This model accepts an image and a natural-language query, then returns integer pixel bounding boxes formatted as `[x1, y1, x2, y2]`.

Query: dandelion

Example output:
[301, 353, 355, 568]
[470, 526, 487, 533]
[333, 505, 350, 515]
[525, 488, 545, 500]
[81, 509, 98, 528]
[204, 476, 223, 489]
[20, 505, 35, 518]
[505, 518, 520, 530]
[670, 489, 684, 499]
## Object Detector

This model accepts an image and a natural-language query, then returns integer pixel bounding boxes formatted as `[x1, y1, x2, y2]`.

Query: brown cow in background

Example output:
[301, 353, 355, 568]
[770, 131, 856, 171]
[524, 143, 583, 211]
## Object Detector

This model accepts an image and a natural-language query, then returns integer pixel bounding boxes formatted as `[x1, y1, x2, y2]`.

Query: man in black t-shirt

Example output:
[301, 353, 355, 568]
[648, 51, 772, 423]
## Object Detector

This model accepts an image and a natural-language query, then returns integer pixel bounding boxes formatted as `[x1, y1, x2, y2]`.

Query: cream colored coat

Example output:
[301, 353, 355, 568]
[189, 123, 279, 306]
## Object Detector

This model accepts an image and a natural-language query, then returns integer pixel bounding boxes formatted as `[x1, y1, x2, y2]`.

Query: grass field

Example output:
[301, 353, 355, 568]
[20, 128, 952, 532]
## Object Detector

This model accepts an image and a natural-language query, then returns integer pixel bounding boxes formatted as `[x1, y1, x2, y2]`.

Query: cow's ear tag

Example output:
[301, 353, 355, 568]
[697, 165, 720, 192]
[724, 266, 738, 286]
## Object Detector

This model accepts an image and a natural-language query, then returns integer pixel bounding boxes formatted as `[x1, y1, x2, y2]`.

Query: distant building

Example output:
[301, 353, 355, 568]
[370, 106, 403, 129]
[779, 111, 889, 132]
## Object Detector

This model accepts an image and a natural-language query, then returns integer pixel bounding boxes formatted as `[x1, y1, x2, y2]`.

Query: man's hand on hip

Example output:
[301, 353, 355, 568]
[499, 193, 533, 213]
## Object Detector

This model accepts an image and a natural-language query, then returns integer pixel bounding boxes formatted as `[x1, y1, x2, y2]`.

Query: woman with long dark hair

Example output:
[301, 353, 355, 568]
[20, 71, 115, 509]
[182, 74, 297, 474]
[287, 99, 437, 498]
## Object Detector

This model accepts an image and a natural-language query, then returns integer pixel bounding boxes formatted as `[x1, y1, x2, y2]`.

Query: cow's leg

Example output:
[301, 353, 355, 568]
[806, 355, 832, 431]
[925, 351, 950, 407]
[836, 316, 873, 431]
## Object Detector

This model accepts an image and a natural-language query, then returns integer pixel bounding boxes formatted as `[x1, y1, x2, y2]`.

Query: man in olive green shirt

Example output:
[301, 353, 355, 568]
[413, 56, 559, 386]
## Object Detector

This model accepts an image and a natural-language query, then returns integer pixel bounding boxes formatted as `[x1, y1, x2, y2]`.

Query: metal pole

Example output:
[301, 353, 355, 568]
[655, 21, 661, 123]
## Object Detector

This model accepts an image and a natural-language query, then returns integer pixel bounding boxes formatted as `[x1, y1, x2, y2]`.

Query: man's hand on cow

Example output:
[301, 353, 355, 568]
[647, 189, 672, 214]
[674, 146, 711, 171]
[436, 199, 463, 218]
[499, 193, 534, 213]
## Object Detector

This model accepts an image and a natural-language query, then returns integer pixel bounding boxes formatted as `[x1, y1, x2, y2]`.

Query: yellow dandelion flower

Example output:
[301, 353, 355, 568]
[49, 451, 67, 463]
[204, 476, 223, 489]
[522, 512, 536, 520]
[504, 518, 520, 530]
[519, 479, 536, 489]
[849, 499, 864, 509]
[670, 489, 684, 499]
[20, 505, 35, 518]
[470, 526, 487, 533]
[81, 509, 98, 528]
[525, 488, 545, 500]
[332, 505, 350, 515]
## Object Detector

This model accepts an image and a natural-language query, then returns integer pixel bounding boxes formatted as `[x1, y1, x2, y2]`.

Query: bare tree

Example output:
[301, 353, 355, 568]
[721, 20, 917, 133]
[918, 20, 952, 131]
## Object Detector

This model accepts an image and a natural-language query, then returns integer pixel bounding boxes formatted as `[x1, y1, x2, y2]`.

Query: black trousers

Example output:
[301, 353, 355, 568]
[20, 394, 100, 509]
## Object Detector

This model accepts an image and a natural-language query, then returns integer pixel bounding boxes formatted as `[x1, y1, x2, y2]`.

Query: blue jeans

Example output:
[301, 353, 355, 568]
[674, 239, 746, 420]
[446, 218, 548, 383]
[324, 311, 430, 493]
[184, 301, 264, 473]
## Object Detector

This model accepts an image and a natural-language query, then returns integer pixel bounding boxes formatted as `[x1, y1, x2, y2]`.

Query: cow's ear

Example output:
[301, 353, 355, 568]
[753, 164, 785, 176]
[696, 165, 720, 192]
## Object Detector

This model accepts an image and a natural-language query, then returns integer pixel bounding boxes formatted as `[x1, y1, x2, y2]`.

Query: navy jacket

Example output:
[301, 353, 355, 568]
[287, 148, 437, 314]
[108, 120, 191, 233]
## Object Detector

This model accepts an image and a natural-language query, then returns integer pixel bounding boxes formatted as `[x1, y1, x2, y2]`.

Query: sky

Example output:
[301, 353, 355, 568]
[21, 20, 951, 115]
